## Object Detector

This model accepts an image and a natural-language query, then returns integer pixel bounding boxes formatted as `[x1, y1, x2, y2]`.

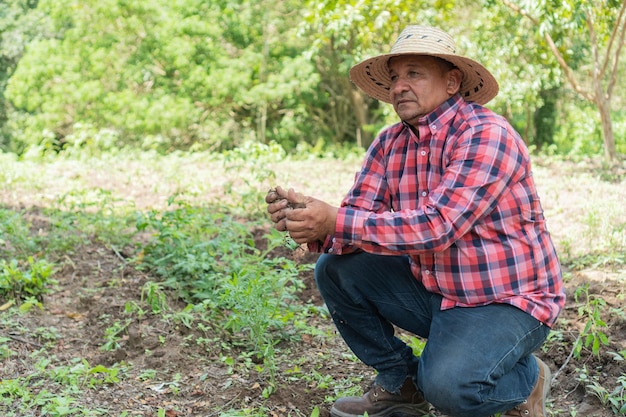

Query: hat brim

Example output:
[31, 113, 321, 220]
[349, 53, 499, 106]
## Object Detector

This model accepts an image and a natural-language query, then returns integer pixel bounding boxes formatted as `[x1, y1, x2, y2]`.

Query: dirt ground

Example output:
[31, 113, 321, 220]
[1, 220, 624, 417]
[1, 157, 626, 417]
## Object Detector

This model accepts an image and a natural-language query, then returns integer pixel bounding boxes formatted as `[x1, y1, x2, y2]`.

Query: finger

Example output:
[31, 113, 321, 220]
[267, 199, 288, 214]
[266, 186, 290, 203]
[271, 209, 288, 224]
[274, 186, 289, 199]
[265, 190, 280, 204]
[275, 219, 287, 232]
[287, 230, 310, 245]
[285, 218, 309, 236]
[287, 187, 301, 203]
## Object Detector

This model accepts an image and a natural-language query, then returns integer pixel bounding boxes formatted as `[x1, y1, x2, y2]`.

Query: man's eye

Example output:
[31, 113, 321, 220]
[390, 75, 398, 81]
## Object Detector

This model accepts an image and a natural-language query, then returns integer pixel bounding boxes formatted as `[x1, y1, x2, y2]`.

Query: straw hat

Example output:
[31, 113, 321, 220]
[349, 26, 499, 105]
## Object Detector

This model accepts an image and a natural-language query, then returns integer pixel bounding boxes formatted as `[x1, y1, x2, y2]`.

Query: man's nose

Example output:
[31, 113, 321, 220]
[390, 77, 410, 94]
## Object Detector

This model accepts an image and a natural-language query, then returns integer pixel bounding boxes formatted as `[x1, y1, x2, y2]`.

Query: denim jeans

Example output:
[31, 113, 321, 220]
[315, 252, 550, 417]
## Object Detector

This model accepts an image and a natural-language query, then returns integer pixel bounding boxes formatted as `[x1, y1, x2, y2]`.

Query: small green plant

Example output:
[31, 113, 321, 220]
[39, 358, 121, 388]
[101, 319, 131, 351]
[0, 209, 38, 258]
[573, 284, 609, 358]
[0, 336, 12, 359]
[135, 199, 311, 386]
[141, 281, 169, 314]
[0, 257, 56, 304]
[580, 357, 626, 415]
[168, 304, 195, 328]
[39, 393, 81, 416]
[138, 369, 158, 381]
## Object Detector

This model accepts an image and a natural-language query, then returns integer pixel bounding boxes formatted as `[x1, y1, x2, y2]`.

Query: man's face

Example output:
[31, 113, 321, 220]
[388, 55, 461, 125]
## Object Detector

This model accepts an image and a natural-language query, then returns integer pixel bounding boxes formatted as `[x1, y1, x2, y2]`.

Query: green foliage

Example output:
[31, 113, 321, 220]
[553, 98, 605, 157]
[0, 356, 122, 416]
[573, 284, 610, 358]
[134, 198, 310, 379]
[1, 0, 625, 157]
[3, 0, 325, 154]
[578, 363, 626, 415]
[38, 358, 121, 388]
[0, 207, 38, 258]
[532, 87, 560, 149]
[0, 0, 52, 151]
[0, 257, 56, 304]
[49, 188, 136, 248]
[140, 281, 169, 315]
[101, 319, 131, 352]
[219, 230, 309, 383]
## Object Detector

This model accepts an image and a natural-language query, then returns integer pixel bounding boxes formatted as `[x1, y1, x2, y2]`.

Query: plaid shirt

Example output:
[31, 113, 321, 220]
[311, 94, 564, 326]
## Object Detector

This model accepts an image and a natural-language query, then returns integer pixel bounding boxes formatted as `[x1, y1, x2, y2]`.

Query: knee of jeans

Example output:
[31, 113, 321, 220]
[313, 254, 334, 290]
[419, 362, 483, 417]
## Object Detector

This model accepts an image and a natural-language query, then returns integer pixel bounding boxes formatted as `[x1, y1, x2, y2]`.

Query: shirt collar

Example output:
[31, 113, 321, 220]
[413, 93, 463, 133]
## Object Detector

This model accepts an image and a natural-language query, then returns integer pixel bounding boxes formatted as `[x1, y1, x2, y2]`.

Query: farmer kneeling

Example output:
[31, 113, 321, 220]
[266, 25, 564, 417]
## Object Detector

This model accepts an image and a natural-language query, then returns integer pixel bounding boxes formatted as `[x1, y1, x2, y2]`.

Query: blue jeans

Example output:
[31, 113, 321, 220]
[315, 252, 550, 417]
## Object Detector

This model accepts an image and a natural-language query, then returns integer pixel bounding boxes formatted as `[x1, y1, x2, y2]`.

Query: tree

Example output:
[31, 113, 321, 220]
[4, 0, 323, 154]
[502, 0, 626, 162]
[0, 0, 50, 151]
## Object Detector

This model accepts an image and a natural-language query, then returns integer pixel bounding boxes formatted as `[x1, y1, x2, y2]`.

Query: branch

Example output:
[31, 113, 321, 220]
[551, 333, 580, 383]
[600, 0, 626, 77]
[2, 333, 43, 349]
[502, 0, 594, 102]
[607, 2, 626, 98]
[585, 9, 600, 79]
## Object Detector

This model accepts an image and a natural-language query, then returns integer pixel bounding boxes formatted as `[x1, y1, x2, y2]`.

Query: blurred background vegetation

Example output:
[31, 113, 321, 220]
[0, 0, 624, 161]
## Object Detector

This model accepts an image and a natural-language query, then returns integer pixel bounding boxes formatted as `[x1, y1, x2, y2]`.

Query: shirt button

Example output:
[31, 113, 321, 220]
[431, 124, 437, 131]
[420, 150, 427, 156]
[421, 191, 427, 197]
[424, 269, 431, 275]
[328, 248, 334, 253]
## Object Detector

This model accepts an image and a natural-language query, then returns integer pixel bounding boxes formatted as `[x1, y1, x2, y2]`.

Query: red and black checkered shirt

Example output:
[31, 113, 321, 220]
[311, 94, 565, 327]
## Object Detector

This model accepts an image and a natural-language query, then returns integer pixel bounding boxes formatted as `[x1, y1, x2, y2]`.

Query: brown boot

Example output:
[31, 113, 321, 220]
[330, 377, 430, 417]
[502, 355, 552, 417]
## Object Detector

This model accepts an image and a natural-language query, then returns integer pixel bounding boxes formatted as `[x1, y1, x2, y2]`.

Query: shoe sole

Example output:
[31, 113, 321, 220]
[330, 402, 430, 417]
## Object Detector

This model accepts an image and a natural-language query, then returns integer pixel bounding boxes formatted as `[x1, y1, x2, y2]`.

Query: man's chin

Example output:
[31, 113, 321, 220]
[396, 109, 420, 123]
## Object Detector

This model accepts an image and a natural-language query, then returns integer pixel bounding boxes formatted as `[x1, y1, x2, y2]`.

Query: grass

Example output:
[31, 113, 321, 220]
[0, 147, 625, 416]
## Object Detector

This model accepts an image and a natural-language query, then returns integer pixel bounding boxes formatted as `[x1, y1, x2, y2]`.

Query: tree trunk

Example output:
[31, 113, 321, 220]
[349, 88, 373, 149]
[597, 99, 616, 162]
[595, 82, 617, 162]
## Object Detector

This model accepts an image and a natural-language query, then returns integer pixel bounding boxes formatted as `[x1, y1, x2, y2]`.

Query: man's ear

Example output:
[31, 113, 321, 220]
[446, 69, 463, 95]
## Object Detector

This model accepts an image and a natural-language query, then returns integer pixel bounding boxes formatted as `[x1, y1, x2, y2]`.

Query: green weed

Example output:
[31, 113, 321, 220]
[578, 362, 626, 415]
[134, 198, 310, 381]
[0, 336, 12, 359]
[573, 284, 610, 358]
[0, 356, 122, 416]
[0, 257, 56, 304]
[37, 358, 121, 388]
[0, 208, 38, 258]
[141, 281, 169, 315]
[101, 319, 131, 352]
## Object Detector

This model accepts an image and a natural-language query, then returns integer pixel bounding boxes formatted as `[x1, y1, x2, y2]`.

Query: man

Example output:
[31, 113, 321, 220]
[266, 26, 564, 417]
